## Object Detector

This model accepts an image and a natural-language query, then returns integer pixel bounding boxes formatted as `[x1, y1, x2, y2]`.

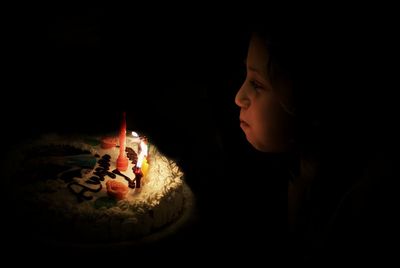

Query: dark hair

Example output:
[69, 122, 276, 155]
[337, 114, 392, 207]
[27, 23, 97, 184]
[246, 19, 375, 185]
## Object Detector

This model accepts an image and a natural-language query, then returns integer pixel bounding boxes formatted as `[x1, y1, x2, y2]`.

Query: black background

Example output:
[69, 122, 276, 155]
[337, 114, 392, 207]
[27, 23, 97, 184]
[3, 5, 398, 265]
[4, 5, 287, 264]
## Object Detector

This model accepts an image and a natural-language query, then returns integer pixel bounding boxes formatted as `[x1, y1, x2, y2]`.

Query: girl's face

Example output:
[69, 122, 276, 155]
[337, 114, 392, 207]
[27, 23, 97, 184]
[235, 34, 294, 152]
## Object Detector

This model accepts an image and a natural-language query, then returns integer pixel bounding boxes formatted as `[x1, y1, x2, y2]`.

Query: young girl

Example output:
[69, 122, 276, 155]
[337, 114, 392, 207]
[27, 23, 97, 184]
[235, 23, 394, 263]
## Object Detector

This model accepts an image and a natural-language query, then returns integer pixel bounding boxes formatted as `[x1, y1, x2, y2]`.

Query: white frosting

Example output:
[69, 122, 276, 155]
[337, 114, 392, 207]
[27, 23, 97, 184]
[17, 133, 187, 243]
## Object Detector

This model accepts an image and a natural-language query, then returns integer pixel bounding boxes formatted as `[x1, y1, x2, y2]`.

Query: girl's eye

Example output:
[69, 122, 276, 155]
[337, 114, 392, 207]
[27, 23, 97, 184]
[250, 80, 263, 91]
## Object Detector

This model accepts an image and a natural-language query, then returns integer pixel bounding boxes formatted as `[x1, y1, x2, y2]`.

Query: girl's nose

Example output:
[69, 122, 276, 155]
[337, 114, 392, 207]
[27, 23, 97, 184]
[235, 83, 250, 109]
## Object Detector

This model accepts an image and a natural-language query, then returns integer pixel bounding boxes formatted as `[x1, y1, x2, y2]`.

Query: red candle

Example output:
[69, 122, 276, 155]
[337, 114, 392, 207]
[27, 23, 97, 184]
[116, 112, 129, 171]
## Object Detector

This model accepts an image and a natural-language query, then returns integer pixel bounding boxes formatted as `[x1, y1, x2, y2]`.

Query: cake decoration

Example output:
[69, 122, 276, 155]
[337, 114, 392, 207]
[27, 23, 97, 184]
[106, 180, 129, 200]
[100, 137, 117, 149]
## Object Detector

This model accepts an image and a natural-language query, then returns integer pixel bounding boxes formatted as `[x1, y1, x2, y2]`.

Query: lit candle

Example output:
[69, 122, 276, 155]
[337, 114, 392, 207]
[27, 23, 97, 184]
[136, 140, 147, 168]
[141, 157, 149, 178]
[134, 137, 149, 187]
[116, 112, 129, 171]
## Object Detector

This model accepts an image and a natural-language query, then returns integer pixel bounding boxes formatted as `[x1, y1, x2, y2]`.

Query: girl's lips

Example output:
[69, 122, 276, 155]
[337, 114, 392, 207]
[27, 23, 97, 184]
[240, 119, 250, 129]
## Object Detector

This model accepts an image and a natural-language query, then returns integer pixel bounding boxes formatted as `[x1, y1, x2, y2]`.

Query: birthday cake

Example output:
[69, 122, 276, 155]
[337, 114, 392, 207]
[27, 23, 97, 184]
[9, 132, 192, 244]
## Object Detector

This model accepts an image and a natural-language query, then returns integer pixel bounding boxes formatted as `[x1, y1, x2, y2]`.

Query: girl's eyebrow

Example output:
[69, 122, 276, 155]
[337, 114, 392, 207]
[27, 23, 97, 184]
[244, 59, 263, 74]
[248, 65, 261, 73]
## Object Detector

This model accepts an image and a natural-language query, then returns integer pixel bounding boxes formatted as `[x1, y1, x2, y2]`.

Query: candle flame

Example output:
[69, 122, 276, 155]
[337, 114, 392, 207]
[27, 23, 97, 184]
[136, 139, 148, 168]
[132, 131, 139, 138]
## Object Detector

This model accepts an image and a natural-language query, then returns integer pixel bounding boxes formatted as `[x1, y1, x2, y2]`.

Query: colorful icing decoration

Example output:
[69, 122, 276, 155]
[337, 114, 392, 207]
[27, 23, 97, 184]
[100, 136, 118, 149]
[106, 180, 129, 200]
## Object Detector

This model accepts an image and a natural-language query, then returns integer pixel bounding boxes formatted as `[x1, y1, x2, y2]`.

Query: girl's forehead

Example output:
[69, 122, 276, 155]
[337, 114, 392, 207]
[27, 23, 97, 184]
[247, 38, 269, 76]
[249, 35, 269, 59]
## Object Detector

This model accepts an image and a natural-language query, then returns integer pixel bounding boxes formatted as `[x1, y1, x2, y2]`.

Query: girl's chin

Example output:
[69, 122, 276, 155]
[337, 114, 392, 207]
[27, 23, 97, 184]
[245, 134, 264, 151]
[250, 140, 291, 153]
[244, 132, 280, 152]
[245, 133, 283, 152]
[250, 142, 268, 152]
